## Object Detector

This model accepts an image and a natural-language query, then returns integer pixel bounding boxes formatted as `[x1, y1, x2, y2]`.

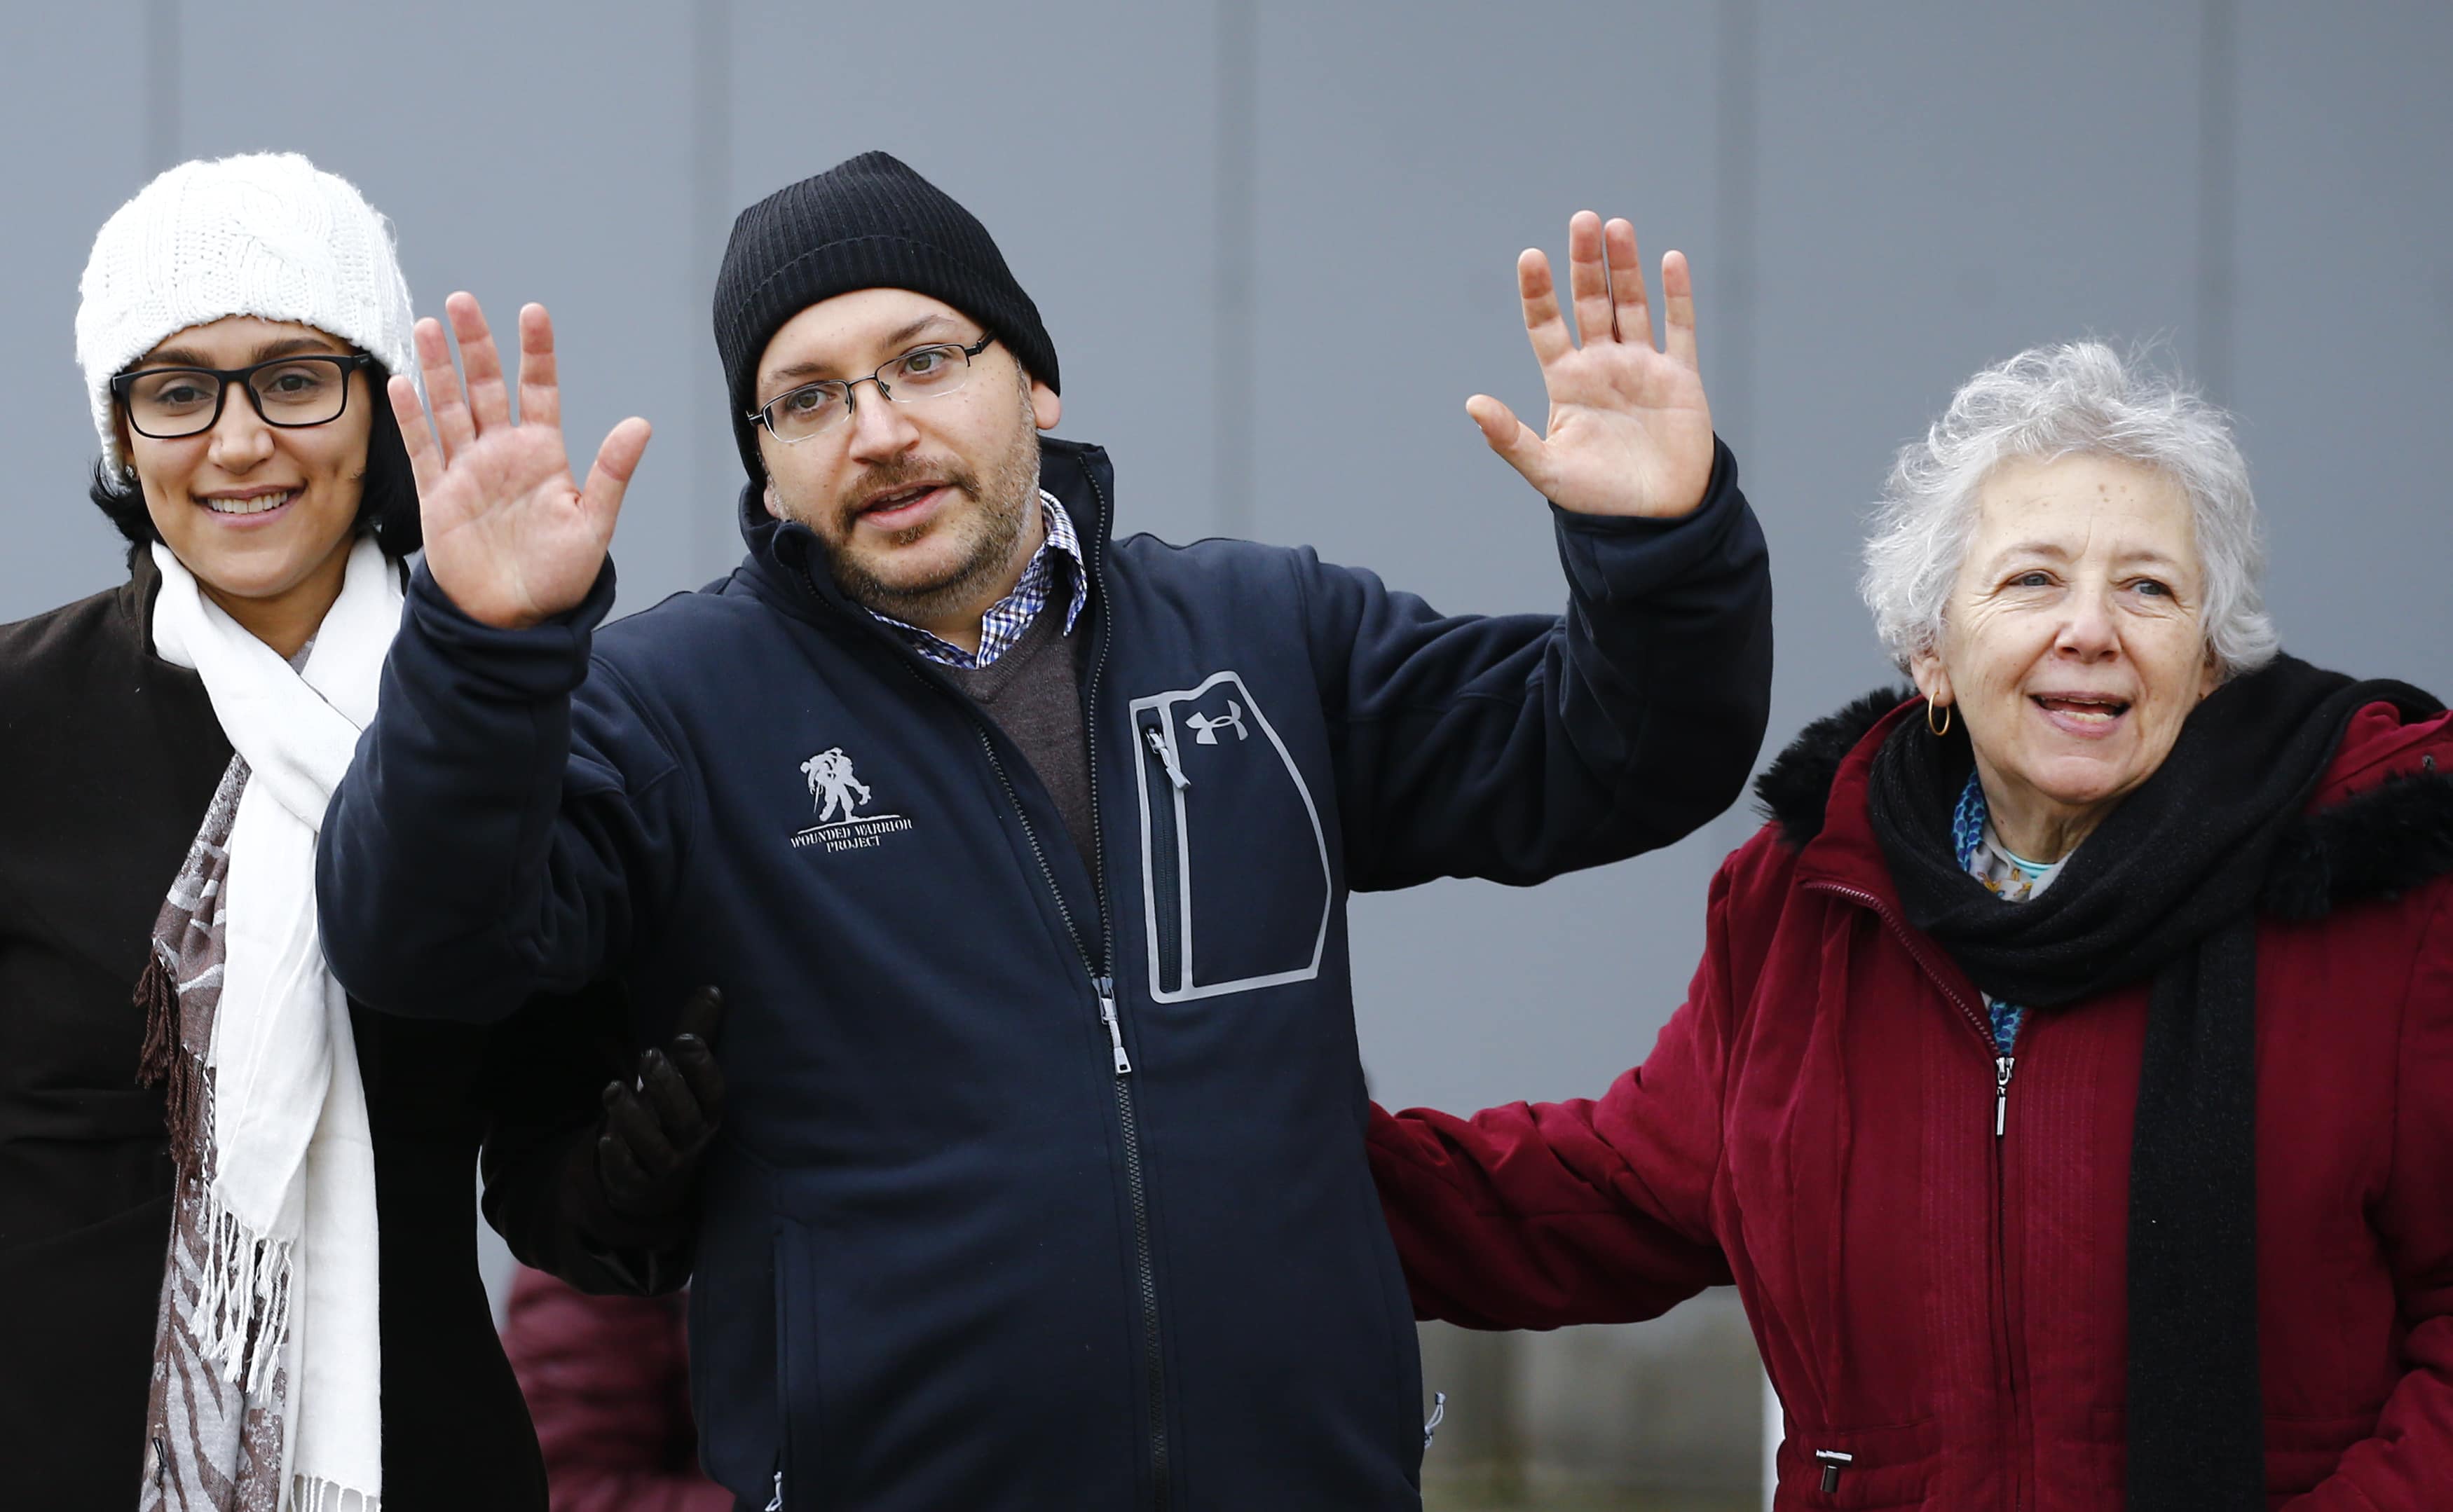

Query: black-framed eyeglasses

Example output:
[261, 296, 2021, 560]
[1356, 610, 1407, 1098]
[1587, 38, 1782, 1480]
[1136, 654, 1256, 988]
[747, 334, 997, 445]
[109, 352, 376, 440]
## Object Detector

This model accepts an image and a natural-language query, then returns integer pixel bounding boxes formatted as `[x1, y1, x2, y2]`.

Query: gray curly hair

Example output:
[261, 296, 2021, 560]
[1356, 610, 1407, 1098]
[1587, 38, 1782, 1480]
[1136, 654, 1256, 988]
[1858, 341, 2278, 678]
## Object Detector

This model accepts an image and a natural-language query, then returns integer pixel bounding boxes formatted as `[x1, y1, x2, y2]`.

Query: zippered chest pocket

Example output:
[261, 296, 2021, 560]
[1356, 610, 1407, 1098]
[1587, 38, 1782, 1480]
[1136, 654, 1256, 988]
[1128, 671, 1332, 1002]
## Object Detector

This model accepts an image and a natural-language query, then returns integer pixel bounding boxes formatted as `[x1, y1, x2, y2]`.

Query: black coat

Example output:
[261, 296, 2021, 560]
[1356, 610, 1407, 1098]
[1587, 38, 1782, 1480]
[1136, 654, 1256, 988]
[0, 554, 549, 1509]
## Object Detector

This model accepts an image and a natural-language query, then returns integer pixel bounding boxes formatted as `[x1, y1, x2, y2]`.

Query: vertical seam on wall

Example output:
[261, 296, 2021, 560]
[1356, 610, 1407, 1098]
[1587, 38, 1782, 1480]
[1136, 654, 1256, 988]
[2198, 0, 2238, 406]
[144, 0, 179, 173]
[1714, 0, 1758, 453]
[692, 0, 733, 579]
[1712, 0, 1763, 865]
[1212, 0, 1257, 539]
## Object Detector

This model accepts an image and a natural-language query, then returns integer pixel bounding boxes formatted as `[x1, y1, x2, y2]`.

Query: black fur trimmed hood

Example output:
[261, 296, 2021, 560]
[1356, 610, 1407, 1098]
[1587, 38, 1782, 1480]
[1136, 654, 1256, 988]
[1751, 687, 2453, 919]
[1753, 687, 1915, 849]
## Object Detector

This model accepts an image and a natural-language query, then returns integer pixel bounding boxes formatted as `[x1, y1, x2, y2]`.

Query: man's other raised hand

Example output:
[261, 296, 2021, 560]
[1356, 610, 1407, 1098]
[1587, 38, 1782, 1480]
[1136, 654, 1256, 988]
[390, 293, 652, 630]
[1470, 212, 1714, 521]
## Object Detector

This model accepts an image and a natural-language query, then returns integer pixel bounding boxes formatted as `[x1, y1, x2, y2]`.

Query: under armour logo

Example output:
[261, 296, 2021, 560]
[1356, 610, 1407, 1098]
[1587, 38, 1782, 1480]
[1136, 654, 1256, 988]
[1184, 702, 1248, 745]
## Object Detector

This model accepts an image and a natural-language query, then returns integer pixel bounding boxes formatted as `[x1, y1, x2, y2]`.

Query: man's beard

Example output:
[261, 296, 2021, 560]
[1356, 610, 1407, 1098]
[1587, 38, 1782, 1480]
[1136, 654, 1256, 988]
[810, 380, 1042, 627]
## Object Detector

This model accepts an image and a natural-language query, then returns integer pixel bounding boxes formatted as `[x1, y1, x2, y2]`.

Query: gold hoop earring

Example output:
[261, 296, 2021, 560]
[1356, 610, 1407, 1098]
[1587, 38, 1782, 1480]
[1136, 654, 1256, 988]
[1927, 700, 1952, 737]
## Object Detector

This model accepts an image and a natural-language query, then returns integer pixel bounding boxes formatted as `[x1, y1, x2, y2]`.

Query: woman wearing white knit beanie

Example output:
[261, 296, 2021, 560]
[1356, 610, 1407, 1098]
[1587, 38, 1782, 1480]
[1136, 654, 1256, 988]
[0, 153, 552, 1510]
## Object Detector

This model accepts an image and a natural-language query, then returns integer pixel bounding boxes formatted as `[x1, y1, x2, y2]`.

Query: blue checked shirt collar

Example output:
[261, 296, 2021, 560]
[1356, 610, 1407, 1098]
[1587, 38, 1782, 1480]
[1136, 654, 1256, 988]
[868, 490, 1088, 668]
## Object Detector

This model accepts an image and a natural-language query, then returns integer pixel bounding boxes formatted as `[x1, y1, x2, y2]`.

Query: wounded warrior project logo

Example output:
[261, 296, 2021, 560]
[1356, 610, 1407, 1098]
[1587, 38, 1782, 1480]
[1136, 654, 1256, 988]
[788, 746, 915, 854]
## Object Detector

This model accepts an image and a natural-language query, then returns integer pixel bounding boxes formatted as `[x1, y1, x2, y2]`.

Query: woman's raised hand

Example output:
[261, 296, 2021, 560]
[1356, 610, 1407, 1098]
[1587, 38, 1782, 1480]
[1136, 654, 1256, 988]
[1470, 212, 1714, 520]
[390, 294, 652, 629]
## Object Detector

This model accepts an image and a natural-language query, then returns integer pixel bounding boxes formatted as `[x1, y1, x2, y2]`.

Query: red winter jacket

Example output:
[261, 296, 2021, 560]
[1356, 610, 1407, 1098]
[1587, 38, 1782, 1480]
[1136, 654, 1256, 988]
[1371, 697, 2453, 1511]
[500, 1268, 732, 1512]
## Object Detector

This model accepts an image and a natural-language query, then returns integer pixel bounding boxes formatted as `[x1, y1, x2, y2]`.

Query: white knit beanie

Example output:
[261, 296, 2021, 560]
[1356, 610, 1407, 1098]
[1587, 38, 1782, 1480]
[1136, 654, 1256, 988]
[76, 152, 417, 475]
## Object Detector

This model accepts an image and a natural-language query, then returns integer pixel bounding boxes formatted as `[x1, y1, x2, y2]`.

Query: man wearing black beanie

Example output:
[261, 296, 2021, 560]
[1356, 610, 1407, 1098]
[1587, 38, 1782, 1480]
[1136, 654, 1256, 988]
[320, 151, 1775, 1511]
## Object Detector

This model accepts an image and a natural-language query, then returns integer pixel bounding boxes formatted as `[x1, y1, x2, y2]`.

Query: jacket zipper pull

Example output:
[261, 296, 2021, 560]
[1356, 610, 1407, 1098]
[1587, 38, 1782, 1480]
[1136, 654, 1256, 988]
[1096, 975, 1133, 1075]
[1814, 1449, 1854, 1493]
[1995, 1055, 2016, 1138]
[765, 1469, 783, 1511]
[1144, 727, 1191, 790]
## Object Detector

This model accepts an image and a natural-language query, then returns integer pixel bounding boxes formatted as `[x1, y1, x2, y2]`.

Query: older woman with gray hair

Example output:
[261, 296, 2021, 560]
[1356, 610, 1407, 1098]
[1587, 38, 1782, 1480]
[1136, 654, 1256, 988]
[1368, 343, 2453, 1509]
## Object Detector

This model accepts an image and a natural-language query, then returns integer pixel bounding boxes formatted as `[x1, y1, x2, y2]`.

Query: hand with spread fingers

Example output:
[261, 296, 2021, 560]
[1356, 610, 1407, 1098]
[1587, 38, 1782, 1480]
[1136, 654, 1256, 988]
[597, 985, 727, 1222]
[1470, 210, 1715, 520]
[388, 292, 653, 630]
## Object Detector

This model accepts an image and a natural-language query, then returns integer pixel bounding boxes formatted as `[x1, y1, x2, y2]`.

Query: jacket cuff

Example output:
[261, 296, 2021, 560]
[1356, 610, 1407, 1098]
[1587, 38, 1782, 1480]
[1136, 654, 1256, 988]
[1549, 436, 1751, 603]
[402, 558, 620, 701]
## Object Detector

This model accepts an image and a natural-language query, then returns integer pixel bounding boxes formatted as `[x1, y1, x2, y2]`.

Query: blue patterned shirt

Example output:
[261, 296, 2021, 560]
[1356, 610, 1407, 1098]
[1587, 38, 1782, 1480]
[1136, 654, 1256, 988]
[868, 491, 1088, 668]
[1954, 772, 2065, 1054]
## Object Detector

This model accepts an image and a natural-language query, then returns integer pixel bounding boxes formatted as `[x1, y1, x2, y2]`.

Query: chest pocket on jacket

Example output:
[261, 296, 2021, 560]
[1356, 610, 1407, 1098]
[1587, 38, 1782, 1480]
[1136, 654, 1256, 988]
[1128, 672, 1332, 1002]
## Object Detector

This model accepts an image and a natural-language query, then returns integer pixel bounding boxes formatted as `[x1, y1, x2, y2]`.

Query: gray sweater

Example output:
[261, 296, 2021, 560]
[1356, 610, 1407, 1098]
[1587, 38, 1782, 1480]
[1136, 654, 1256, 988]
[940, 591, 1092, 860]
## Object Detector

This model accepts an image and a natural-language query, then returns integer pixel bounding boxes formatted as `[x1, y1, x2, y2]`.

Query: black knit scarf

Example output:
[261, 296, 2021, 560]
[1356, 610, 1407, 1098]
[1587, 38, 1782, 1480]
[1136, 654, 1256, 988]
[1864, 654, 2440, 1511]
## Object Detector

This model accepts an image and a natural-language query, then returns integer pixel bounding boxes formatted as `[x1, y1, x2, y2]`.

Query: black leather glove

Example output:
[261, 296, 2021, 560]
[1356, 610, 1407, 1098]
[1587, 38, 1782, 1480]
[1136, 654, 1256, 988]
[596, 984, 726, 1221]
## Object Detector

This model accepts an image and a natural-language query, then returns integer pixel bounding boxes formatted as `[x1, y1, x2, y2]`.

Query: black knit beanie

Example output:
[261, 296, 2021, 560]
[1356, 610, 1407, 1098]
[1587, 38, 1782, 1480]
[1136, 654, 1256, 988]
[713, 151, 1060, 483]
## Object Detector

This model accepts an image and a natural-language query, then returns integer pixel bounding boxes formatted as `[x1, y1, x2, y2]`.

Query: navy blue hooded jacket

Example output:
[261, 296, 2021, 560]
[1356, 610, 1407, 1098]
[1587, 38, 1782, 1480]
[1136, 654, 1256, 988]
[317, 436, 1772, 1511]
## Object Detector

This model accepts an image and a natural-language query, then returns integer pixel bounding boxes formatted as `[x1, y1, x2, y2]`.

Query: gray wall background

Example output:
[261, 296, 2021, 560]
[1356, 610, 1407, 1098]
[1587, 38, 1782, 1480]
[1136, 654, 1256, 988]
[6, 4, 2448, 1505]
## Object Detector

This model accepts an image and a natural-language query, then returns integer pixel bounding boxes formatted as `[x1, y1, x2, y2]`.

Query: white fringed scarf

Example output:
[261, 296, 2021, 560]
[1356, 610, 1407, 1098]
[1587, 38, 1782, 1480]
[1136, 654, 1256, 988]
[140, 537, 400, 1511]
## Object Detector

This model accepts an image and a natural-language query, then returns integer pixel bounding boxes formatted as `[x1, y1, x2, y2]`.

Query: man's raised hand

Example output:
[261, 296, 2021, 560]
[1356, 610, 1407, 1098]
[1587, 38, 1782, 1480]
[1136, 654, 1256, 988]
[390, 294, 652, 629]
[1469, 212, 1714, 520]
